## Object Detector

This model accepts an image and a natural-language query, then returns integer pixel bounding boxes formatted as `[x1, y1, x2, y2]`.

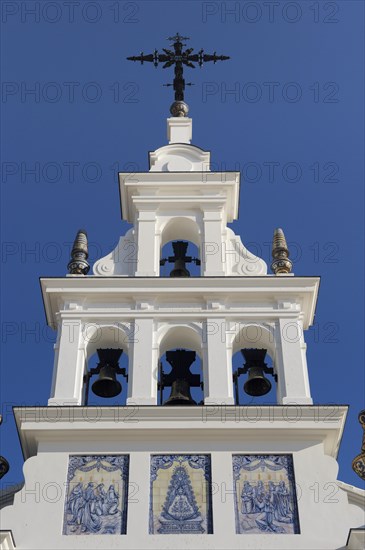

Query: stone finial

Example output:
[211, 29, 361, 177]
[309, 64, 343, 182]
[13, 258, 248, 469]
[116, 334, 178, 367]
[271, 228, 293, 275]
[0, 415, 9, 479]
[67, 229, 90, 275]
[352, 409, 365, 480]
[170, 101, 189, 117]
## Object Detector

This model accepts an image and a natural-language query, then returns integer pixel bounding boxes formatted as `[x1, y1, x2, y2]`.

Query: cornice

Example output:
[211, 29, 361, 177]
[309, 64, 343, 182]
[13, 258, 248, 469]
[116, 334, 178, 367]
[337, 481, 365, 508]
[40, 276, 320, 329]
[119, 171, 240, 222]
[14, 404, 346, 461]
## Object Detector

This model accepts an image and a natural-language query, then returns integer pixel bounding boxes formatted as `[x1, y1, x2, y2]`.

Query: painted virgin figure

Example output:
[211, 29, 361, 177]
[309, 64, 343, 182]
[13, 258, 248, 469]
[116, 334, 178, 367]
[158, 465, 204, 534]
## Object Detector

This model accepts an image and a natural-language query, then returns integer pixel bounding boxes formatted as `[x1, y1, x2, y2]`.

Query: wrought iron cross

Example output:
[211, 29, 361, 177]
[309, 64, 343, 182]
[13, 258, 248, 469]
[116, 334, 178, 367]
[127, 33, 229, 114]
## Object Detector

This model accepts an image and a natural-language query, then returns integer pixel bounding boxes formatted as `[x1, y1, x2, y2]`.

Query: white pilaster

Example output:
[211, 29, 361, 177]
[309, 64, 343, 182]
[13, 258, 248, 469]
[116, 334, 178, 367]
[275, 318, 313, 405]
[135, 211, 158, 276]
[202, 210, 226, 276]
[48, 319, 85, 406]
[203, 318, 235, 405]
[127, 318, 156, 405]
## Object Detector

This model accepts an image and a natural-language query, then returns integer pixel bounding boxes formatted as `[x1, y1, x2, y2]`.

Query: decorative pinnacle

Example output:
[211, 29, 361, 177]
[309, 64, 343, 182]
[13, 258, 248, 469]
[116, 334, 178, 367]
[127, 33, 229, 116]
[271, 228, 293, 275]
[352, 410, 365, 480]
[0, 416, 9, 480]
[67, 229, 90, 275]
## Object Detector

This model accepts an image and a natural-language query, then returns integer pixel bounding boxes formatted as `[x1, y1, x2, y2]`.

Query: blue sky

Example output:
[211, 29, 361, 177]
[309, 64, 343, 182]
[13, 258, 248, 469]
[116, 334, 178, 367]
[1, 0, 364, 490]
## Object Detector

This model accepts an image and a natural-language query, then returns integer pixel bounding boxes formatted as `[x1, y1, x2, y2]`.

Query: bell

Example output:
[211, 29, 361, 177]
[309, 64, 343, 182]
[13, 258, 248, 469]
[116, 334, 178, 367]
[243, 366, 272, 397]
[170, 241, 190, 277]
[170, 260, 190, 278]
[91, 349, 123, 398]
[92, 365, 122, 398]
[242, 349, 272, 397]
[162, 349, 199, 406]
[163, 378, 197, 406]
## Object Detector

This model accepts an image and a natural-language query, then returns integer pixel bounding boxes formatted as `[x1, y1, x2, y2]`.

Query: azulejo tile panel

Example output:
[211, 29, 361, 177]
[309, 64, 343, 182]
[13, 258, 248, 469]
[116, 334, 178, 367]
[63, 455, 129, 535]
[150, 454, 213, 534]
[233, 454, 300, 535]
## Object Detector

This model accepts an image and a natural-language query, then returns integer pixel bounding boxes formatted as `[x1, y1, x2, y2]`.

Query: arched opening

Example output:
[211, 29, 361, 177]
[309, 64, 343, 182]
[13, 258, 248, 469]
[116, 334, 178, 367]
[231, 324, 277, 405]
[157, 325, 204, 406]
[159, 217, 202, 277]
[82, 325, 130, 406]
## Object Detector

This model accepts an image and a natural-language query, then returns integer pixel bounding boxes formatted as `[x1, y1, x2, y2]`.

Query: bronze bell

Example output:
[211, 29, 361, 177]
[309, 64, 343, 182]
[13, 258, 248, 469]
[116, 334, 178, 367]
[162, 350, 200, 406]
[170, 241, 190, 277]
[244, 366, 272, 396]
[242, 349, 272, 397]
[91, 349, 123, 398]
[164, 378, 196, 406]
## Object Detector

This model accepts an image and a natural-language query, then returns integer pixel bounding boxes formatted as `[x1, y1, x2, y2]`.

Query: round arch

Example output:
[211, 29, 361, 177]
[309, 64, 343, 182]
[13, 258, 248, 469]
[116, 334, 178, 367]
[160, 217, 201, 249]
[231, 323, 276, 361]
[158, 323, 203, 359]
[82, 323, 130, 361]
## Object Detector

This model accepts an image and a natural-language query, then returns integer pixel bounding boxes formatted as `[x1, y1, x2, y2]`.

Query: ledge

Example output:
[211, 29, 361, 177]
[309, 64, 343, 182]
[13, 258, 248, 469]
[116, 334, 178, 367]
[0, 531, 16, 550]
[346, 528, 365, 549]
[14, 404, 347, 461]
[119, 171, 240, 222]
[40, 276, 320, 329]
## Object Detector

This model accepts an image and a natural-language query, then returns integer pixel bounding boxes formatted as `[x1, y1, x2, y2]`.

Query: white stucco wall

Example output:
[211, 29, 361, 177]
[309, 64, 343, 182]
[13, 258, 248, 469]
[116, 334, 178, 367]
[2, 407, 364, 550]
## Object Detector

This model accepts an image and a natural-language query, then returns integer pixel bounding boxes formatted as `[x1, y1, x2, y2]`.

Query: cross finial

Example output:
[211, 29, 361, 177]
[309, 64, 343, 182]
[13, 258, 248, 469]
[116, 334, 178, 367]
[167, 33, 189, 45]
[127, 33, 230, 117]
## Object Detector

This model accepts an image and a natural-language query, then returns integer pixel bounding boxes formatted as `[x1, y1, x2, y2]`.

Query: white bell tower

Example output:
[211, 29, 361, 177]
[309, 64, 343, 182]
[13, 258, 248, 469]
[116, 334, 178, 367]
[45, 114, 315, 410]
[1, 34, 364, 550]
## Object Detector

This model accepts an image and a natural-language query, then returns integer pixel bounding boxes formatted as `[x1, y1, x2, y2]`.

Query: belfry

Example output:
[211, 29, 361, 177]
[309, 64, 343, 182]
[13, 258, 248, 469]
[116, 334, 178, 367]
[1, 34, 364, 550]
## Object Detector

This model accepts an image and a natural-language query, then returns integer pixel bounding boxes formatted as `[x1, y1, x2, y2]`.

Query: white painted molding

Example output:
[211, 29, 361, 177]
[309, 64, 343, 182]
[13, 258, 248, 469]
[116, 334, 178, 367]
[346, 529, 365, 549]
[40, 276, 319, 330]
[149, 143, 210, 172]
[93, 229, 136, 276]
[119, 171, 240, 223]
[14, 404, 348, 460]
[0, 531, 16, 550]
